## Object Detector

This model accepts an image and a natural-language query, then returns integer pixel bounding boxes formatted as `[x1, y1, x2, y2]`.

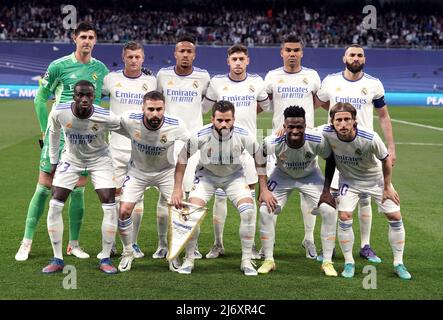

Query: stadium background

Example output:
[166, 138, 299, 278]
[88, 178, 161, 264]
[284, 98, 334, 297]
[0, 0, 442, 302]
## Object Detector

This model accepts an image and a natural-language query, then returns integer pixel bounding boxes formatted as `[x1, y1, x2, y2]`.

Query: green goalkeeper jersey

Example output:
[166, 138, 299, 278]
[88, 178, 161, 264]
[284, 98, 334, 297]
[34, 52, 109, 132]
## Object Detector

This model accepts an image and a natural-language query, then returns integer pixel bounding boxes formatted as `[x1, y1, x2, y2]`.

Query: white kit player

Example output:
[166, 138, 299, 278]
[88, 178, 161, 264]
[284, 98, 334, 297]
[319, 102, 411, 280]
[112, 91, 190, 273]
[264, 35, 322, 259]
[156, 35, 210, 259]
[315, 44, 396, 263]
[202, 44, 270, 259]
[257, 106, 338, 277]
[171, 101, 261, 276]
[42, 80, 121, 275]
[101, 41, 157, 260]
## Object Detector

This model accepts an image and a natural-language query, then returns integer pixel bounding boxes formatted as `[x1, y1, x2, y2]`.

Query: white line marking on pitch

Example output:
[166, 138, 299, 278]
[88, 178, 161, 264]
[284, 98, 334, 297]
[391, 119, 443, 132]
[396, 142, 443, 146]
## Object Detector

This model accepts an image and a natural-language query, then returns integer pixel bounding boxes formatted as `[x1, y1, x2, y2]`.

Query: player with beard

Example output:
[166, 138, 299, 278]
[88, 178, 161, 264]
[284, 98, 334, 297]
[315, 44, 396, 264]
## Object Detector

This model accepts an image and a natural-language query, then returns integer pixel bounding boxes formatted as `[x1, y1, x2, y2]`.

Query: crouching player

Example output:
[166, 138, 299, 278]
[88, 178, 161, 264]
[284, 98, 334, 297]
[42, 80, 121, 274]
[257, 106, 338, 276]
[320, 102, 411, 280]
[114, 91, 189, 272]
[171, 100, 261, 276]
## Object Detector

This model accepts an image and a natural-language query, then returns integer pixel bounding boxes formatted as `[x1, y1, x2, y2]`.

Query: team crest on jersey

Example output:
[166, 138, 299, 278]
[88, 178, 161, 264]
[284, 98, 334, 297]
[249, 85, 255, 93]
[92, 72, 98, 81]
[193, 80, 199, 89]
[336, 87, 341, 92]
[305, 151, 313, 159]
[302, 77, 309, 85]
[361, 87, 368, 95]
[91, 124, 99, 132]
[331, 144, 336, 150]
[355, 148, 362, 156]
[66, 123, 72, 129]
[142, 83, 149, 91]
[160, 135, 168, 144]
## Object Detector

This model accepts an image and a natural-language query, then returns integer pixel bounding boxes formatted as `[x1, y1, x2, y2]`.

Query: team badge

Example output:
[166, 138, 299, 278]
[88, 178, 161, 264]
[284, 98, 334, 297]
[361, 88, 368, 95]
[92, 72, 98, 81]
[305, 151, 313, 159]
[142, 83, 149, 91]
[91, 124, 99, 132]
[355, 148, 362, 155]
[302, 77, 309, 85]
[280, 151, 288, 161]
[193, 80, 199, 89]
[249, 85, 255, 93]
[66, 123, 72, 129]
[160, 135, 168, 144]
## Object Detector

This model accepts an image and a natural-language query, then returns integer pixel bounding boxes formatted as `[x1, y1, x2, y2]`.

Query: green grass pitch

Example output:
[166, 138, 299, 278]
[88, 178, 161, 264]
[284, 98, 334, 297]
[0, 99, 442, 300]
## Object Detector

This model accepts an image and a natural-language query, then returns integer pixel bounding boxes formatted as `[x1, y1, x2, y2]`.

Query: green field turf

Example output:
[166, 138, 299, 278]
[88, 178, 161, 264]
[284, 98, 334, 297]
[1, 99, 442, 300]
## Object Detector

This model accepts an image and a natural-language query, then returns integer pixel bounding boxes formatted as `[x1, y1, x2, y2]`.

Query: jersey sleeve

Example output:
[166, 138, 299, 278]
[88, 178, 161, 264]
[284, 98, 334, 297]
[202, 79, 218, 113]
[243, 132, 260, 157]
[262, 136, 276, 157]
[316, 76, 330, 102]
[201, 72, 211, 96]
[372, 79, 386, 108]
[371, 132, 389, 160]
[186, 132, 199, 158]
[101, 73, 111, 96]
[312, 71, 321, 94]
[257, 81, 271, 111]
[317, 135, 332, 159]
[48, 111, 61, 164]
[156, 71, 164, 93]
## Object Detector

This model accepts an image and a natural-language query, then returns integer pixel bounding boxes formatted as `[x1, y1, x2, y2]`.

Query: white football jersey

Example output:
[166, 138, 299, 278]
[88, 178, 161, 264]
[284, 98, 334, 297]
[322, 125, 388, 184]
[118, 112, 189, 176]
[316, 72, 386, 130]
[263, 129, 330, 179]
[102, 70, 157, 152]
[189, 123, 259, 177]
[48, 102, 120, 165]
[204, 73, 270, 136]
[264, 67, 321, 130]
[156, 66, 210, 131]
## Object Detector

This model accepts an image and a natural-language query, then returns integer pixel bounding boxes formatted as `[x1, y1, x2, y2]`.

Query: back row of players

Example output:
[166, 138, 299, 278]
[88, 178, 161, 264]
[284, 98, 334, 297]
[15, 22, 410, 280]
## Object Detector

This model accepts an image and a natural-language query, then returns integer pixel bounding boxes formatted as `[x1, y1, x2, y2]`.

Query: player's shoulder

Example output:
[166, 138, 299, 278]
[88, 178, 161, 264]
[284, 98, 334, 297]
[126, 111, 143, 121]
[193, 66, 209, 75]
[93, 104, 110, 115]
[304, 128, 323, 143]
[164, 113, 182, 126]
[301, 66, 320, 76]
[324, 71, 342, 80]
[54, 101, 73, 111]
[362, 72, 380, 82]
[157, 66, 175, 76]
[356, 126, 375, 140]
[322, 124, 336, 134]
[197, 124, 213, 137]
[90, 57, 108, 69]
[212, 73, 229, 80]
[49, 54, 73, 68]
[247, 73, 264, 81]
[233, 124, 251, 136]
[266, 134, 285, 145]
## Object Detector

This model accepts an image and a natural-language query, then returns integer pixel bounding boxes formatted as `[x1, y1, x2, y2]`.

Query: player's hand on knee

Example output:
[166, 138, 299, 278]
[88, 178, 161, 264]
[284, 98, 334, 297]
[318, 191, 336, 209]
[383, 185, 400, 205]
[259, 190, 277, 213]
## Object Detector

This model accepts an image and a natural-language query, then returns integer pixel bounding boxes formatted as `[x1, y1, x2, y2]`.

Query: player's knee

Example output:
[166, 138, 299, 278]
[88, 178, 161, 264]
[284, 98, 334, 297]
[259, 204, 274, 226]
[238, 203, 256, 225]
[119, 204, 133, 220]
[338, 211, 352, 221]
[386, 211, 402, 222]
[319, 203, 337, 222]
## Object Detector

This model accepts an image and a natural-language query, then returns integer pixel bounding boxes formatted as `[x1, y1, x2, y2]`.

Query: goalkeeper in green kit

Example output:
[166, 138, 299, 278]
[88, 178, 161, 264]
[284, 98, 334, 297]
[15, 21, 109, 261]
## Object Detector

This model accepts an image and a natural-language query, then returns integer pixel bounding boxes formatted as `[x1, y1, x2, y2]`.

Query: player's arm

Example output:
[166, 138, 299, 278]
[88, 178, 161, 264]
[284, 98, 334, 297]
[171, 143, 189, 209]
[202, 79, 217, 114]
[376, 105, 396, 166]
[318, 153, 336, 208]
[257, 86, 271, 114]
[48, 111, 61, 174]
[254, 138, 277, 212]
[381, 155, 400, 205]
[314, 76, 330, 111]
[314, 94, 330, 111]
